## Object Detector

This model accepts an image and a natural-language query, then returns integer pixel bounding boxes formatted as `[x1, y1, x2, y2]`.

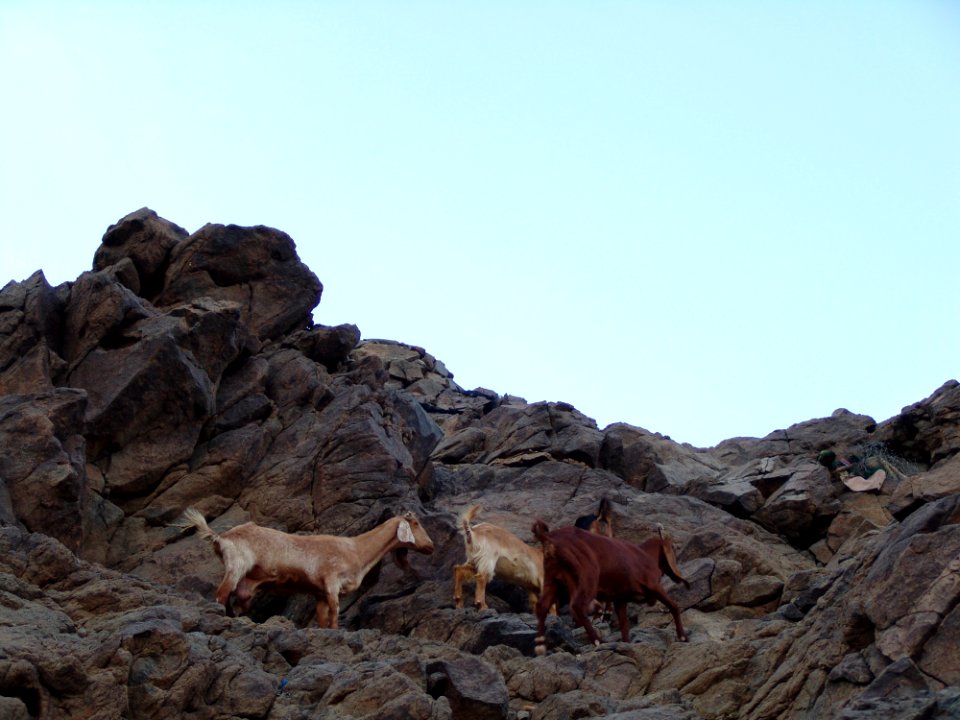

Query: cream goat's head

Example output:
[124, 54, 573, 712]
[393, 511, 434, 569]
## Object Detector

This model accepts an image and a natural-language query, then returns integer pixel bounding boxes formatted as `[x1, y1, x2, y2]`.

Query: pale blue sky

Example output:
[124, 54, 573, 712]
[2, 2, 958, 447]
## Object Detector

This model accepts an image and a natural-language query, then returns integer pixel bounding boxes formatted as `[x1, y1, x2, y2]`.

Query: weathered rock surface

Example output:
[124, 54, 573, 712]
[155, 221, 322, 342]
[0, 209, 958, 719]
[93, 207, 189, 299]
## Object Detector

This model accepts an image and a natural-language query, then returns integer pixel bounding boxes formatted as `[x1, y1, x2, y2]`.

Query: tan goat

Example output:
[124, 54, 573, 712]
[453, 504, 546, 612]
[179, 507, 435, 628]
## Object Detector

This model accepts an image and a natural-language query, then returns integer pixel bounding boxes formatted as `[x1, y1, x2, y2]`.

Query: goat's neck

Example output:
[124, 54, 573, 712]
[352, 518, 404, 577]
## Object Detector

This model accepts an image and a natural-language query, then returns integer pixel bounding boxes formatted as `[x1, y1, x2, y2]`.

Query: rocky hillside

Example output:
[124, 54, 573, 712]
[1, 208, 958, 720]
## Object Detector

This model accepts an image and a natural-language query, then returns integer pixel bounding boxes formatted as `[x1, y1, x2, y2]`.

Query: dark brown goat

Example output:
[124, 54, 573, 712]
[531, 520, 689, 654]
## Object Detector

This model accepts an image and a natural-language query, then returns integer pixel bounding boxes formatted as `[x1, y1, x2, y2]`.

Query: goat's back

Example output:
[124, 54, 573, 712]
[463, 523, 543, 591]
[220, 523, 353, 575]
[541, 527, 667, 598]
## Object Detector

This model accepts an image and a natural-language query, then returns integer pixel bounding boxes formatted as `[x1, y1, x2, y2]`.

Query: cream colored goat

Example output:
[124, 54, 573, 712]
[453, 504, 546, 612]
[179, 507, 435, 628]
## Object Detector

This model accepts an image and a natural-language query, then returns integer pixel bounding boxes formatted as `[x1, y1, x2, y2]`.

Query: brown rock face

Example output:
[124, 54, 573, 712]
[156, 222, 322, 341]
[879, 379, 960, 466]
[0, 208, 958, 719]
[0, 390, 87, 550]
[0, 271, 67, 394]
[94, 207, 189, 299]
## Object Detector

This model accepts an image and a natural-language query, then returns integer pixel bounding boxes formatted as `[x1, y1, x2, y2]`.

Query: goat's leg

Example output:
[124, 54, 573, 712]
[651, 587, 687, 642]
[215, 571, 244, 615]
[326, 594, 341, 630]
[453, 564, 475, 609]
[233, 577, 257, 615]
[314, 597, 331, 628]
[453, 564, 464, 608]
[473, 573, 489, 610]
[614, 601, 631, 642]
[590, 598, 612, 623]
[220, 591, 235, 617]
[601, 601, 613, 622]
[532, 591, 558, 616]
[535, 580, 560, 656]
[569, 589, 603, 647]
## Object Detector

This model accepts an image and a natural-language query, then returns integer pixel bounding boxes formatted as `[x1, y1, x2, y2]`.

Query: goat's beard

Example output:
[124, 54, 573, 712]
[393, 547, 410, 570]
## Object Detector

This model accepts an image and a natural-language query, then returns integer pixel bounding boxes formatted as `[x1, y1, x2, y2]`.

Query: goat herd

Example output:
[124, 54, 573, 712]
[179, 499, 690, 655]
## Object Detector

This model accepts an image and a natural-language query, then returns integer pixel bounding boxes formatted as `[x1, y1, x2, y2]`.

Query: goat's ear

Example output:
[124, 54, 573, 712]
[397, 519, 416, 544]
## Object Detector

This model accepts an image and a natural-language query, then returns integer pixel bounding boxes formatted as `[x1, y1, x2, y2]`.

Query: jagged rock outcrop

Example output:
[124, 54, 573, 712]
[0, 271, 68, 395]
[93, 207, 189, 299]
[1, 209, 958, 720]
[154, 217, 323, 342]
[0, 389, 87, 551]
[878, 380, 960, 467]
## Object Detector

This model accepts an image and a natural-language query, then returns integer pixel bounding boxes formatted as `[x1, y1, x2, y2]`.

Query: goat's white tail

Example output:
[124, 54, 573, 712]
[178, 507, 219, 542]
[459, 504, 483, 545]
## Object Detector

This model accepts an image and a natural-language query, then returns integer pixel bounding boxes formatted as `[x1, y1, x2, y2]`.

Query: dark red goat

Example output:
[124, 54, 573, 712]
[531, 520, 689, 654]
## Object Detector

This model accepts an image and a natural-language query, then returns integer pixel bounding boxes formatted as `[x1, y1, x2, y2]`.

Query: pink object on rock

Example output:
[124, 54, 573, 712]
[843, 469, 886, 493]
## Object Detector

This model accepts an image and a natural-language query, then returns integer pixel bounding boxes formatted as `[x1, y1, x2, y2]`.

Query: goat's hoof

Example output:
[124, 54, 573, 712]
[534, 636, 547, 656]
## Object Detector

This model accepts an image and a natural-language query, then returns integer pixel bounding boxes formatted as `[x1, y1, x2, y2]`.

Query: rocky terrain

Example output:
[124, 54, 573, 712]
[1, 207, 958, 720]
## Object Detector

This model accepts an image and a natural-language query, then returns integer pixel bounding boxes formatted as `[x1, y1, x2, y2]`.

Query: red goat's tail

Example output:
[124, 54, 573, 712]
[532, 519, 556, 560]
[532, 519, 551, 543]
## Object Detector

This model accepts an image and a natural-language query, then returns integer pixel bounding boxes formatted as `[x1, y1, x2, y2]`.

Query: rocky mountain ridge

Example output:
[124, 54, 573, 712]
[1, 208, 958, 719]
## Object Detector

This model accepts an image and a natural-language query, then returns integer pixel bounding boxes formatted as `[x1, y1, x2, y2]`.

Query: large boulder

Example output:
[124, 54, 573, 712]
[712, 409, 880, 468]
[67, 298, 254, 499]
[751, 461, 843, 547]
[351, 339, 498, 433]
[600, 423, 723, 493]
[61, 269, 154, 369]
[155, 222, 322, 341]
[93, 207, 189, 299]
[432, 400, 603, 467]
[878, 380, 960, 467]
[0, 390, 88, 551]
[288, 324, 362, 372]
[888, 452, 960, 518]
[0, 271, 67, 394]
[426, 656, 510, 719]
